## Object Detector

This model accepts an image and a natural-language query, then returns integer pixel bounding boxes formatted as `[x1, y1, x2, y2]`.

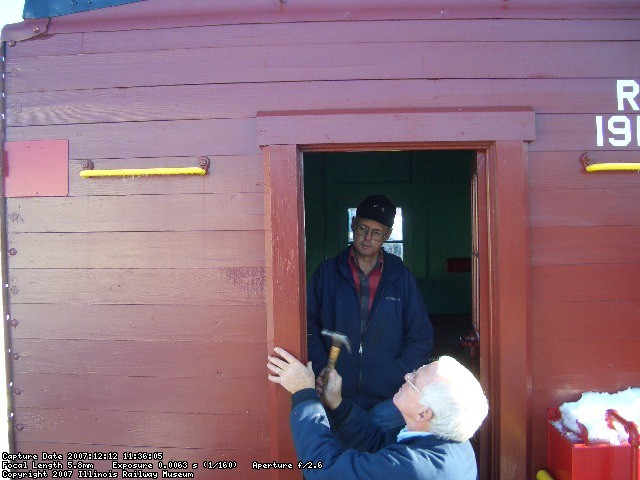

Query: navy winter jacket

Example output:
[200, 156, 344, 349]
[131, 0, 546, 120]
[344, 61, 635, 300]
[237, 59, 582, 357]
[290, 389, 478, 480]
[307, 247, 434, 410]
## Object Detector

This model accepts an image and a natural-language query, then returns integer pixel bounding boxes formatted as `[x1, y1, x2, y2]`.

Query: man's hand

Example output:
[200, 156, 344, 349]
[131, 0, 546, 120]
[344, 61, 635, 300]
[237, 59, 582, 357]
[315, 367, 327, 397]
[322, 369, 343, 410]
[267, 347, 315, 394]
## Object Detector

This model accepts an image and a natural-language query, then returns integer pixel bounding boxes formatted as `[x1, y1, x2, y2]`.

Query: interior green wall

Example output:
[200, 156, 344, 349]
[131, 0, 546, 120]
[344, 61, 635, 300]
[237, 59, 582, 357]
[303, 150, 473, 315]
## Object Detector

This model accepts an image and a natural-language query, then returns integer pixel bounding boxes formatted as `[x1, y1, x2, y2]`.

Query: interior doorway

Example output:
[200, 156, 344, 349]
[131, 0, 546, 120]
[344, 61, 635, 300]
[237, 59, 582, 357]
[303, 150, 477, 370]
[302, 148, 484, 464]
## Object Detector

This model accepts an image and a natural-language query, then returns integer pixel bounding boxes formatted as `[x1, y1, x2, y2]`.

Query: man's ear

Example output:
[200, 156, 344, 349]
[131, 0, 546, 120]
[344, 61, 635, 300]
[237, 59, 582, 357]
[417, 408, 433, 424]
[384, 227, 393, 241]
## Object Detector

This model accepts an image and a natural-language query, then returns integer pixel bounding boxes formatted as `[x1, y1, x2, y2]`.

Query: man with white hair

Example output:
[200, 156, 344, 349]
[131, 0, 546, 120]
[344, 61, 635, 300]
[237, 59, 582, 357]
[267, 347, 488, 479]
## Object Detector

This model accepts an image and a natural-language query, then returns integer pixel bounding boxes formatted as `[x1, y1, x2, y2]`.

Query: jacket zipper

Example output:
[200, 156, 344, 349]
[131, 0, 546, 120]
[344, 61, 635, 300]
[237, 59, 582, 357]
[357, 283, 389, 399]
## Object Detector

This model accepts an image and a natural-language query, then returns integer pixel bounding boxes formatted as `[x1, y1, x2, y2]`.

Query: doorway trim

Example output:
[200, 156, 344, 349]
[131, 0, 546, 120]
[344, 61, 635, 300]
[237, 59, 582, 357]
[260, 107, 534, 480]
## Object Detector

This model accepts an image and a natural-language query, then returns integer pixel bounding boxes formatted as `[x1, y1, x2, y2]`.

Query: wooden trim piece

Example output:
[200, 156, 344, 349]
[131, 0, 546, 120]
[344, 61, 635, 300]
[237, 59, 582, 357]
[487, 141, 531, 479]
[258, 108, 535, 146]
[263, 145, 306, 480]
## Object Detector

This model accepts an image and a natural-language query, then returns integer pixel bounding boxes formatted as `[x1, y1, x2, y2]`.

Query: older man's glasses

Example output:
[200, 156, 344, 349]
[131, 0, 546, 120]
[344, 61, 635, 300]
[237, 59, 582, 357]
[406, 370, 422, 396]
[354, 223, 386, 242]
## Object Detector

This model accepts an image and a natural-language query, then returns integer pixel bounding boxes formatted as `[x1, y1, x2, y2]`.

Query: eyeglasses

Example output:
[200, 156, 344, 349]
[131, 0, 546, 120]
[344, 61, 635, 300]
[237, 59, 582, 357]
[354, 223, 387, 242]
[406, 370, 422, 396]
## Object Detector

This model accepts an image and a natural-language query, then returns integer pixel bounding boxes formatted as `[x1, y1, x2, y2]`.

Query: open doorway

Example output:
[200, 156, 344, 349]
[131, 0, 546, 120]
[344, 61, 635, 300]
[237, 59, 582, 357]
[260, 108, 533, 480]
[302, 148, 483, 458]
[303, 150, 477, 371]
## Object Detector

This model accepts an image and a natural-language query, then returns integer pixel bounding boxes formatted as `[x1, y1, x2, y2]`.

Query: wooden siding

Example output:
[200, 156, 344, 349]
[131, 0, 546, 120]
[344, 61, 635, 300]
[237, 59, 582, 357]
[3, 2, 640, 478]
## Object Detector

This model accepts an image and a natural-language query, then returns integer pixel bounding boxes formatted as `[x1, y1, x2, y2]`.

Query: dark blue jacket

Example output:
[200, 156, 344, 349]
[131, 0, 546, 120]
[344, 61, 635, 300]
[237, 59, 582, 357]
[307, 247, 433, 410]
[290, 389, 478, 480]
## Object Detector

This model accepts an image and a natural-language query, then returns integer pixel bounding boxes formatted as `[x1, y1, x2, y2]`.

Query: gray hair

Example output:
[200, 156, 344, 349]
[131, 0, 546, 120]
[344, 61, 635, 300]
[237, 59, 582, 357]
[418, 356, 489, 443]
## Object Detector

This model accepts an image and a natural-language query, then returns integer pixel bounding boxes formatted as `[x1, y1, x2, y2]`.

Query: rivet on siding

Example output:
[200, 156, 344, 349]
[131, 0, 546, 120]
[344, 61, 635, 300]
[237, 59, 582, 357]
[579, 152, 595, 168]
[12, 353, 20, 361]
[8, 41, 16, 47]
[8, 248, 17, 256]
[9, 319, 18, 327]
[278, 0, 286, 5]
[9, 286, 19, 295]
[82, 160, 95, 170]
[198, 156, 211, 172]
[33, 27, 40, 34]
[13, 388, 22, 396]
[15, 424, 26, 432]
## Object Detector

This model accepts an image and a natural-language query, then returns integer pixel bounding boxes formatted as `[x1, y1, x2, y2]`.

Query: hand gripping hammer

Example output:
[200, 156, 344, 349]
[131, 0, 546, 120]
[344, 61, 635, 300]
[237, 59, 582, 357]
[321, 329, 352, 385]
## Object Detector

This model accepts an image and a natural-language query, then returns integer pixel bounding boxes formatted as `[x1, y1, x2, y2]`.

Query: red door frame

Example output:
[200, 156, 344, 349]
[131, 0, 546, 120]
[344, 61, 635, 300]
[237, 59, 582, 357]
[260, 108, 534, 480]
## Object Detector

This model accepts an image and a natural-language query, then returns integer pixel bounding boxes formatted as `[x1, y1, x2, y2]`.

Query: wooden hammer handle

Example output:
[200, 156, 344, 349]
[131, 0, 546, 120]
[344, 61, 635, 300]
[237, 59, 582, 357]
[323, 345, 341, 384]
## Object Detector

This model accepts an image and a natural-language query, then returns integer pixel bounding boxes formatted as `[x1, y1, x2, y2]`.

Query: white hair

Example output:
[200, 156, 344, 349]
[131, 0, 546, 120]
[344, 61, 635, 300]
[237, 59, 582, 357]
[418, 356, 489, 443]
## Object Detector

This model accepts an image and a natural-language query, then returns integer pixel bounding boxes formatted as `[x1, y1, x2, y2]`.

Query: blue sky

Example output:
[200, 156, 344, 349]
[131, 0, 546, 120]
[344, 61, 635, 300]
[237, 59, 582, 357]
[1, 0, 25, 31]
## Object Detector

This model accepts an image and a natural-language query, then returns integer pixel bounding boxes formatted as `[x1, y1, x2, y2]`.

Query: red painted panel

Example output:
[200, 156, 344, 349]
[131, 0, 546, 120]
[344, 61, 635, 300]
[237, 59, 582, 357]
[531, 188, 640, 227]
[13, 407, 267, 450]
[9, 19, 639, 59]
[531, 337, 640, 379]
[4, 0, 639, 41]
[532, 300, 640, 341]
[6, 42, 639, 94]
[11, 339, 266, 378]
[12, 372, 268, 416]
[531, 226, 640, 265]
[533, 264, 640, 302]
[6, 79, 634, 128]
[3, 140, 68, 197]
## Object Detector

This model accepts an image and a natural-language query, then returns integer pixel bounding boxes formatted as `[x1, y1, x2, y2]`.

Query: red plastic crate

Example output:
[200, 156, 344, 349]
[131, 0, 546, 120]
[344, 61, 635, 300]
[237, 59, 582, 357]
[547, 408, 639, 480]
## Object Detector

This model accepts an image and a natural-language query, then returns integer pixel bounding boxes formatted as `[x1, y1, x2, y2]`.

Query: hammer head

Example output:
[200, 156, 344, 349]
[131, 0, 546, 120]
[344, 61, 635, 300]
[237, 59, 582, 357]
[321, 329, 352, 353]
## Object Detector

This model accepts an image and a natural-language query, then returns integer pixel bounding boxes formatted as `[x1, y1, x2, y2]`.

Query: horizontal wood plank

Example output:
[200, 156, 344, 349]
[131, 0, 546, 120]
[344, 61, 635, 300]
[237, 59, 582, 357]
[13, 408, 267, 450]
[530, 337, 640, 379]
[532, 371, 640, 396]
[531, 114, 640, 152]
[10, 19, 640, 59]
[6, 193, 263, 232]
[6, 42, 639, 94]
[11, 372, 268, 416]
[9, 304, 266, 342]
[258, 107, 535, 145]
[6, 78, 633, 128]
[15, 442, 271, 479]
[8, 268, 266, 305]
[7, 231, 265, 269]
[530, 151, 640, 191]
[532, 264, 640, 302]
[532, 300, 640, 341]
[69, 156, 263, 196]
[531, 226, 640, 265]
[530, 187, 640, 227]
[6, 118, 259, 158]
[10, 339, 267, 378]
[4, 0, 638, 45]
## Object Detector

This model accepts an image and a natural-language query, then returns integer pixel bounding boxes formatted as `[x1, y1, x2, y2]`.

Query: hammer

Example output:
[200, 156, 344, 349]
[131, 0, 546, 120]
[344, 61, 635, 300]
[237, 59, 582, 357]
[321, 329, 352, 385]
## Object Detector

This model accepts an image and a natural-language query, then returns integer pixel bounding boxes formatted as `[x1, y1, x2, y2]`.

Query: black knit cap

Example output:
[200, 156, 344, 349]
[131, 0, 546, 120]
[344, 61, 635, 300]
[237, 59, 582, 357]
[356, 195, 396, 228]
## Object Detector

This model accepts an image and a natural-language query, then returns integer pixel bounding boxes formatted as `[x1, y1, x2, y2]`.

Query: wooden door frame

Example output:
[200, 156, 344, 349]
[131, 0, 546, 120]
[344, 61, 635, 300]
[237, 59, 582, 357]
[259, 107, 534, 480]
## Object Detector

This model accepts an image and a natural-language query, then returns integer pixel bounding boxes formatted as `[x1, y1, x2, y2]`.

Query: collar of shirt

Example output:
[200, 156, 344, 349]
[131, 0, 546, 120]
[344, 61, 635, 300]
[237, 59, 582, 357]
[348, 246, 384, 276]
[397, 426, 433, 442]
